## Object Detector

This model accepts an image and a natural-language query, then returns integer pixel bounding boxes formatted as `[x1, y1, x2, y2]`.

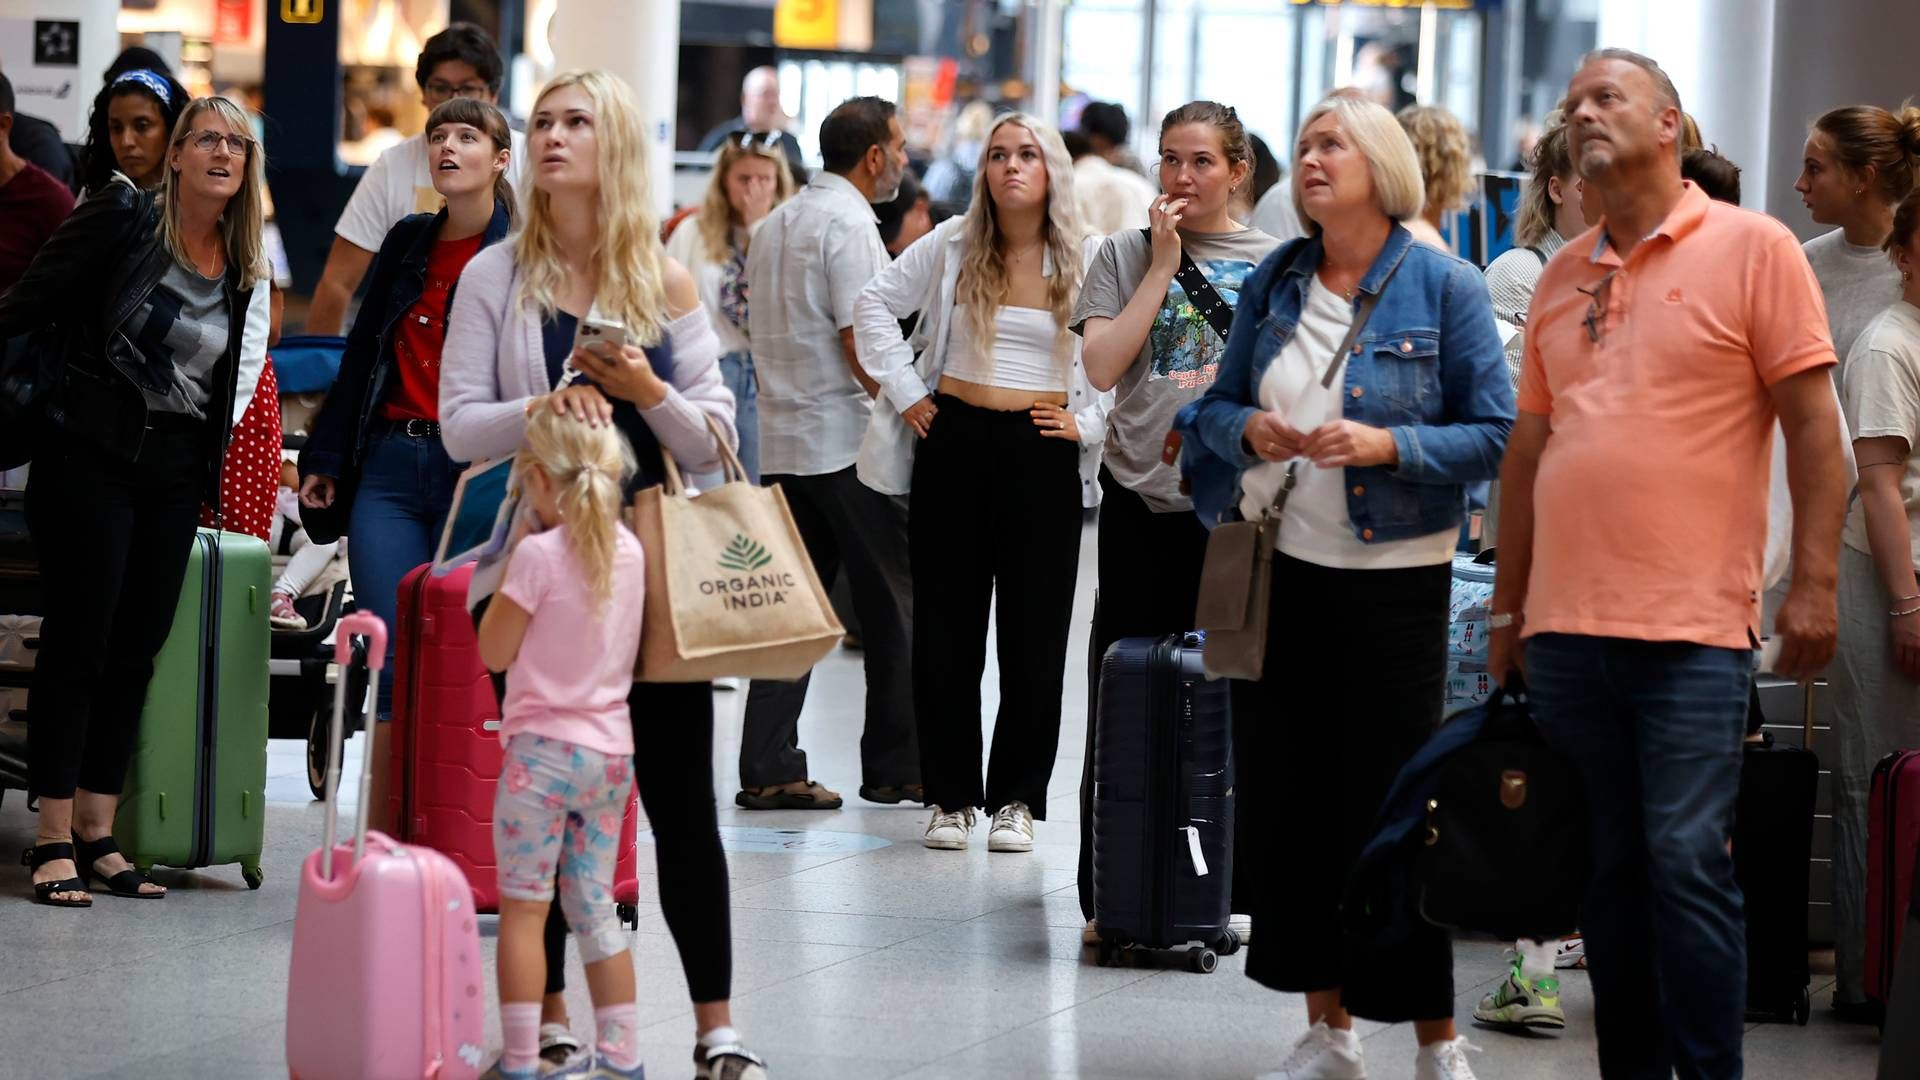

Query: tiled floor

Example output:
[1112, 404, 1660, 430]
[0, 524, 1885, 1078]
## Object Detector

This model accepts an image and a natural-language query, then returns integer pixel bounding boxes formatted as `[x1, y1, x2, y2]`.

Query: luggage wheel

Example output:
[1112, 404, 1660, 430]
[1794, 987, 1809, 1026]
[617, 902, 638, 930]
[243, 864, 264, 890]
[1185, 946, 1218, 974]
[1214, 929, 1242, 956]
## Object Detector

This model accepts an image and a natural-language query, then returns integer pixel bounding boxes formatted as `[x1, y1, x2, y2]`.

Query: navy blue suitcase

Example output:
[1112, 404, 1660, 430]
[1091, 632, 1240, 972]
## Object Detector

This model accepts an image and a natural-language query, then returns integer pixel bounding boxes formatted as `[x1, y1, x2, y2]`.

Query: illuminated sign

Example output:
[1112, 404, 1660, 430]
[281, 0, 324, 25]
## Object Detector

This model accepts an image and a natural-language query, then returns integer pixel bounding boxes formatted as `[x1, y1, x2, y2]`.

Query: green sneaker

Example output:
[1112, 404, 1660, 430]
[1473, 957, 1566, 1030]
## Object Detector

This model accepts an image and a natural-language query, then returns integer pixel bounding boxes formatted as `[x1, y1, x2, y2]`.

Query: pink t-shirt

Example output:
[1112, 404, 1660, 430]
[497, 524, 644, 755]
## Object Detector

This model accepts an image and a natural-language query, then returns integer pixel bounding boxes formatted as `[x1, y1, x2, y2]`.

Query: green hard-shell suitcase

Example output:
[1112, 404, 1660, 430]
[114, 529, 271, 888]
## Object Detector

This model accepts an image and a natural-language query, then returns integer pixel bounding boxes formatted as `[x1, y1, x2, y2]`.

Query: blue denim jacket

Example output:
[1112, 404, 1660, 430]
[1173, 224, 1514, 540]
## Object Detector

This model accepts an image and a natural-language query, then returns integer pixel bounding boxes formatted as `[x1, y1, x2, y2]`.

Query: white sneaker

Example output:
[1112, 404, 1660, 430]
[1412, 1037, 1481, 1080]
[986, 801, 1035, 852]
[1256, 1022, 1366, 1080]
[1554, 935, 1586, 969]
[1229, 912, 1254, 944]
[923, 805, 975, 850]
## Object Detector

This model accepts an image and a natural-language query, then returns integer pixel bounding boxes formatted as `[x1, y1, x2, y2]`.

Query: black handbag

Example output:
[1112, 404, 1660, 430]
[1416, 687, 1589, 941]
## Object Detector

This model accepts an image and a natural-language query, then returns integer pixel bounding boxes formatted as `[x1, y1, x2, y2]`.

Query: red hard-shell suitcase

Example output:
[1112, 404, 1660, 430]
[1868, 749, 1920, 1007]
[390, 562, 640, 924]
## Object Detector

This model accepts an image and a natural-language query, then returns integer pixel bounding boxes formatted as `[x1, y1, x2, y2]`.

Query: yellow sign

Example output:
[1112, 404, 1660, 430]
[1290, 0, 1479, 8]
[281, 0, 323, 24]
[774, 0, 838, 50]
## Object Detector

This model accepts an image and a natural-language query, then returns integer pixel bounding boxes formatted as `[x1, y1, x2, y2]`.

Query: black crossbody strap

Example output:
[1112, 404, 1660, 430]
[1141, 228, 1234, 342]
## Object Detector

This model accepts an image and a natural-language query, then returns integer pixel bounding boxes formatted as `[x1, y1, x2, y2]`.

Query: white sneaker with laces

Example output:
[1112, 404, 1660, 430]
[923, 805, 975, 850]
[1412, 1037, 1481, 1080]
[1554, 935, 1586, 969]
[1256, 1021, 1366, 1080]
[986, 801, 1035, 852]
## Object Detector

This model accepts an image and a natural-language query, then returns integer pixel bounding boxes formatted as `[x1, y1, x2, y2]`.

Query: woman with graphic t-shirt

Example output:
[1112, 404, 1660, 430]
[1069, 100, 1278, 934]
[299, 97, 516, 719]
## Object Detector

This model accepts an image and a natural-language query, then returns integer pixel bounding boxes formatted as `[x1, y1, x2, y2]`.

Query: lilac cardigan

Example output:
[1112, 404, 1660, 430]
[438, 242, 738, 471]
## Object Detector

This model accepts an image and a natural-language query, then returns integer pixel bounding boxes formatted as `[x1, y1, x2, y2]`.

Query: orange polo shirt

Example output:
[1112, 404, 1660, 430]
[1515, 182, 1836, 649]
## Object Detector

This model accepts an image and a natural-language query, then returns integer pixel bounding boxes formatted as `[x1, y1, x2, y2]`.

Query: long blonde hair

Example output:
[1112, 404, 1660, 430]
[517, 408, 637, 610]
[697, 137, 795, 264]
[159, 96, 269, 290]
[954, 112, 1083, 360]
[515, 70, 669, 345]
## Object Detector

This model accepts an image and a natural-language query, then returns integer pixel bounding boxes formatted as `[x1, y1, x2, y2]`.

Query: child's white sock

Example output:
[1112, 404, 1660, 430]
[595, 1003, 641, 1069]
[501, 1002, 542, 1072]
[1518, 938, 1556, 982]
[699, 1025, 741, 1050]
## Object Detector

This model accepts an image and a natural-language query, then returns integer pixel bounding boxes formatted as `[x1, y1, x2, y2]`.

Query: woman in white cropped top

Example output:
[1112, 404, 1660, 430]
[852, 112, 1108, 854]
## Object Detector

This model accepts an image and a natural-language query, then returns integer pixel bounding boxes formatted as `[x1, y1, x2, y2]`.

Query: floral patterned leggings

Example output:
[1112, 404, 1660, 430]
[494, 734, 635, 965]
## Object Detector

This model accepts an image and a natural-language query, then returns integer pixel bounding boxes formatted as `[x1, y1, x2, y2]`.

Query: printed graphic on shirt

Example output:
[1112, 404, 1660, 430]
[1148, 259, 1257, 389]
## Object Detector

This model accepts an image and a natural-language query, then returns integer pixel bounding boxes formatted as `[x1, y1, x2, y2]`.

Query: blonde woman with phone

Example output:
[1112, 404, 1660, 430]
[438, 70, 763, 1080]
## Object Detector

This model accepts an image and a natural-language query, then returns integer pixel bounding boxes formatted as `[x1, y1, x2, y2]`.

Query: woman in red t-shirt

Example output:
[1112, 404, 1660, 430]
[297, 97, 514, 719]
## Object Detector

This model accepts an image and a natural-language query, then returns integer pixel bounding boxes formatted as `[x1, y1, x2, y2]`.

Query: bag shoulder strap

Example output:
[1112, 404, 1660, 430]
[1526, 245, 1547, 267]
[1140, 228, 1233, 342]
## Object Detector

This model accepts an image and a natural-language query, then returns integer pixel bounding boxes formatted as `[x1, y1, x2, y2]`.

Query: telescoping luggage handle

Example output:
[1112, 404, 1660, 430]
[321, 612, 388, 881]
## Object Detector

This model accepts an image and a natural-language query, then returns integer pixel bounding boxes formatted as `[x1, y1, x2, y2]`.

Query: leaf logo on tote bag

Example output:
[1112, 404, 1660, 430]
[718, 534, 774, 572]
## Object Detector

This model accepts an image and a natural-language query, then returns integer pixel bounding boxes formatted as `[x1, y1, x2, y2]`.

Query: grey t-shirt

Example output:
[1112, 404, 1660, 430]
[1071, 225, 1279, 511]
[1805, 227, 1902, 380]
[125, 260, 229, 420]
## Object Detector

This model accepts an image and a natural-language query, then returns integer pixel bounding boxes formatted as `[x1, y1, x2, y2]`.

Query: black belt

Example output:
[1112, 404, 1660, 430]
[377, 418, 441, 438]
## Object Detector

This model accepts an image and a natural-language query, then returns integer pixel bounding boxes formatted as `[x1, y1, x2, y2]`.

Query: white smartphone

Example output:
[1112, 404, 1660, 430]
[573, 310, 628, 359]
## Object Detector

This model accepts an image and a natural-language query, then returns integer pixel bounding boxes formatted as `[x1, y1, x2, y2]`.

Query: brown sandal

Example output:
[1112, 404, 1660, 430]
[734, 781, 844, 810]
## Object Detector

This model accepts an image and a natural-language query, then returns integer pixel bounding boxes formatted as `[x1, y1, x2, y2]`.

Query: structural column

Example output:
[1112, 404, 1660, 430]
[546, 0, 680, 215]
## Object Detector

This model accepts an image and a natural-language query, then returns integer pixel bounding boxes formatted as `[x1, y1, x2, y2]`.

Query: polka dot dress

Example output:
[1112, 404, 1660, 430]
[201, 355, 282, 541]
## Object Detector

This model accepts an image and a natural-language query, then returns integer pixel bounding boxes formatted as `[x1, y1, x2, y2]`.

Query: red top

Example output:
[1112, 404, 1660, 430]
[0, 161, 75, 294]
[382, 231, 487, 422]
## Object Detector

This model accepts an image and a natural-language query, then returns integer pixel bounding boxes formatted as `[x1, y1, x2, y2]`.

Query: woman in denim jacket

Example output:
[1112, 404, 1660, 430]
[1174, 95, 1512, 1080]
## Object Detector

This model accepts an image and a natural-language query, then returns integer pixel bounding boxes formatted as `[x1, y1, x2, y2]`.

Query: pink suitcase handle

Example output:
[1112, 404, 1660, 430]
[322, 613, 388, 881]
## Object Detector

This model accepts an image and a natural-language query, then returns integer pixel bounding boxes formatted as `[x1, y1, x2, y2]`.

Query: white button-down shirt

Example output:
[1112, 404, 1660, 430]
[746, 171, 890, 477]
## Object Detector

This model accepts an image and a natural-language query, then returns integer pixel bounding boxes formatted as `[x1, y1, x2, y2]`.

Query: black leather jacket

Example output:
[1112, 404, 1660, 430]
[0, 181, 249, 508]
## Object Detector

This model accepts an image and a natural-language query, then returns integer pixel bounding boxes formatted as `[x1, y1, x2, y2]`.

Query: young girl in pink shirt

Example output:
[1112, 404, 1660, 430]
[477, 408, 646, 1080]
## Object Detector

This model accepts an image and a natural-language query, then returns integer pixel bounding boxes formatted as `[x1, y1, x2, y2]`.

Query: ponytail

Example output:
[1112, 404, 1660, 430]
[519, 408, 637, 612]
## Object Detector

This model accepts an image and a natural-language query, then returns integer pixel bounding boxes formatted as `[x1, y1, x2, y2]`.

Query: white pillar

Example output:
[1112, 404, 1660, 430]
[546, 0, 679, 216]
[1028, 0, 1064, 127]
[1593, 0, 1776, 209]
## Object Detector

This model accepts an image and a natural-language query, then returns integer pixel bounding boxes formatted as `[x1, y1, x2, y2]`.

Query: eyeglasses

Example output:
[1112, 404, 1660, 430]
[181, 129, 252, 156]
[1577, 269, 1619, 345]
[728, 129, 783, 151]
[425, 80, 490, 102]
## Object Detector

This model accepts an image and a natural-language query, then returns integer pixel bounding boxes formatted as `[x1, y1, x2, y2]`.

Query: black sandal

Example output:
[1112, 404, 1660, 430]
[75, 835, 164, 899]
[21, 842, 91, 907]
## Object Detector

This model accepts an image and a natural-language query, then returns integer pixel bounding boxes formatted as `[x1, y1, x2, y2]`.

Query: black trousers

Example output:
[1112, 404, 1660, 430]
[478, 608, 734, 1004]
[1076, 468, 1236, 917]
[740, 465, 918, 789]
[1240, 552, 1454, 1023]
[27, 415, 209, 799]
[909, 396, 1082, 817]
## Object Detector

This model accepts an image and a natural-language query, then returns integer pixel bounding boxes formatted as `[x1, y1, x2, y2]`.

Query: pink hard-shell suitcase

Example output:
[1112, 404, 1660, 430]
[286, 614, 488, 1080]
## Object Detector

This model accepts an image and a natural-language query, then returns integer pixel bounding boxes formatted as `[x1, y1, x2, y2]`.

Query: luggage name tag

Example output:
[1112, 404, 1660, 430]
[1185, 826, 1209, 877]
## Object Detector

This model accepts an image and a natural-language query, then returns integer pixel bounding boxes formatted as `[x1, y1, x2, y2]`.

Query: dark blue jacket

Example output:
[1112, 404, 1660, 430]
[1174, 225, 1514, 538]
[302, 200, 512, 483]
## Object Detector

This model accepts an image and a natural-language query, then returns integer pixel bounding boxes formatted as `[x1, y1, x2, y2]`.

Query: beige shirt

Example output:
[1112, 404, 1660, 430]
[1842, 300, 1920, 564]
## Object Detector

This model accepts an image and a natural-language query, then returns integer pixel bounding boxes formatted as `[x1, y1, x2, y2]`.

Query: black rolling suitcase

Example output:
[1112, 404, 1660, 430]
[1091, 632, 1240, 972]
[1735, 683, 1818, 1025]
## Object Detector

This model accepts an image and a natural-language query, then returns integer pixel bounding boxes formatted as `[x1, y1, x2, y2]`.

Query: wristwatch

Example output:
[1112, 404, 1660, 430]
[1488, 613, 1517, 630]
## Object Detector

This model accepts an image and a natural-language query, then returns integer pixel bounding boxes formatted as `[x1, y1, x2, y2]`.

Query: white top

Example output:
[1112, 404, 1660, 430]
[940, 305, 1069, 392]
[1239, 275, 1457, 569]
[1249, 183, 1305, 247]
[1071, 155, 1156, 240]
[664, 212, 758, 357]
[1841, 300, 1920, 564]
[852, 216, 1113, 506]
[1804, 227, 1903, 381]
[746, 171, 891, 477]
[332, 130, 530, 253]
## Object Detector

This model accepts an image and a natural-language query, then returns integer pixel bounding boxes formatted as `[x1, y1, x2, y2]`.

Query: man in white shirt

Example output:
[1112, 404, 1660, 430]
[740, 96, 918, 810]
[1063, 130, 1154, 240]
[304, 23, 525, 334]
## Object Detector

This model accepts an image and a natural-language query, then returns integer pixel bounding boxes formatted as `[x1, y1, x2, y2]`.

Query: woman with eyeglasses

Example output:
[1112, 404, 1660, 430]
[439, 70, 763, 1080]
[1175, 94, 1510, 1079]
[1, 97, 269, 908]
[299, 97, 517, 719]
[664, 130, 796, 482]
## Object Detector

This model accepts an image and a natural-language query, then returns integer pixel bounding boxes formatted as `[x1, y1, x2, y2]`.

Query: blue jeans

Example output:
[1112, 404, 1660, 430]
[348, 428, 462, 718]
[1525, 633, 1750, 1080]
[722, 350, 758, 484]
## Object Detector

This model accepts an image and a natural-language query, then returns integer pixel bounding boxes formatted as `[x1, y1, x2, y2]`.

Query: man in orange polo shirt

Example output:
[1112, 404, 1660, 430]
[1488, 50, 1849, 1079]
